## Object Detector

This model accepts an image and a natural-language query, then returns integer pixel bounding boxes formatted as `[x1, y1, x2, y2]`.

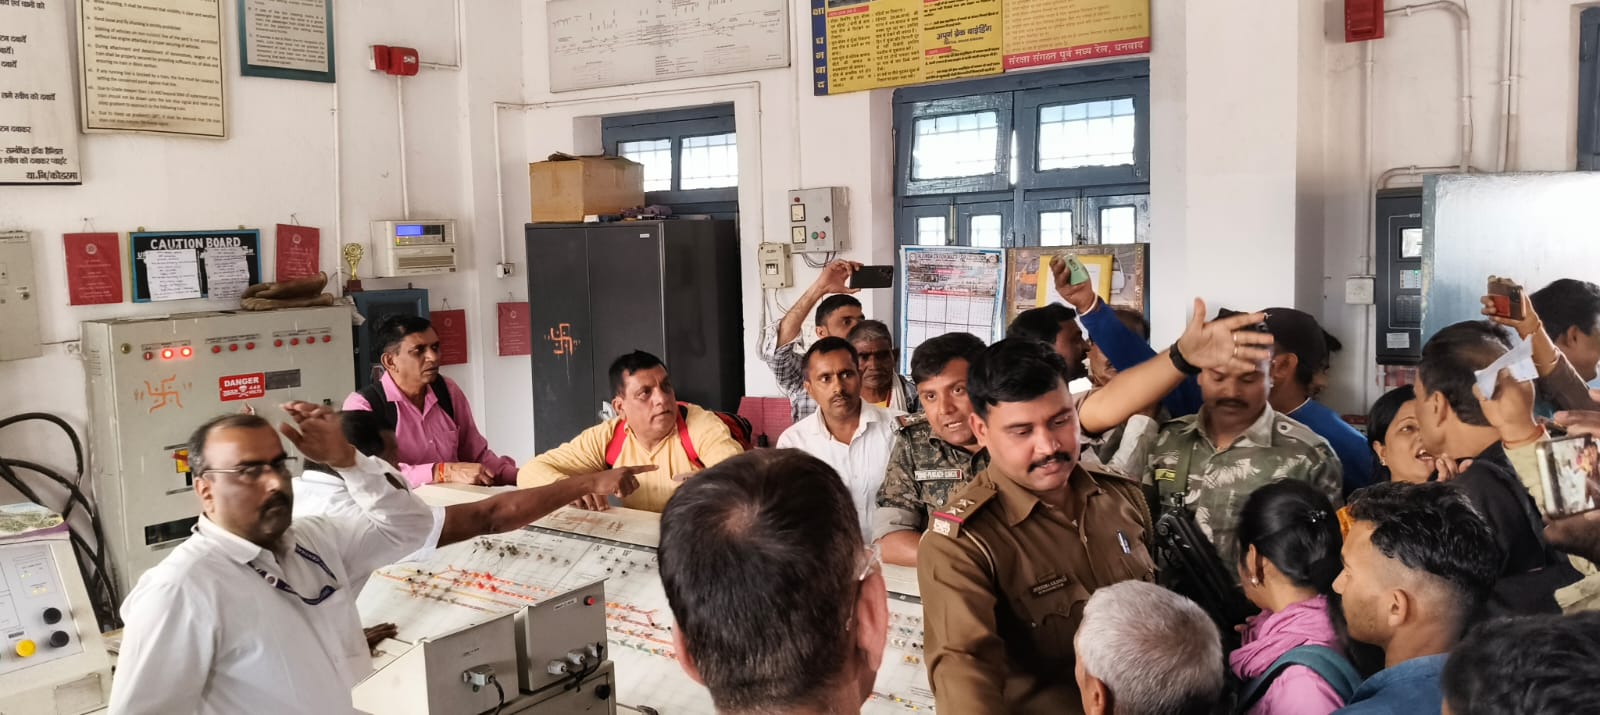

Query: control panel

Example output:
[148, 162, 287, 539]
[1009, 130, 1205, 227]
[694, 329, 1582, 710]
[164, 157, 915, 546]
[81, 306, 355, 598]
[370, 220, 458, 277]
[1375, 189, 1424, 365]
[0, 529, 112, 715]
[787, 187, 849, 254]
[516, 580, 608, 694]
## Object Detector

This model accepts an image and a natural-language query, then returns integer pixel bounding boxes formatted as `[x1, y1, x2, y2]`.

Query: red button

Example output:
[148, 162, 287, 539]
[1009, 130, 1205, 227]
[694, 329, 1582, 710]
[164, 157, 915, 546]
[161, 349, 173, 360]
[321, 335, 332, 343]
[246, 342, 256, 350]
[290, 338, 300, 346]
[584, 596, 596, 606]
[274, 340, 283, 348]
[211, 346, 221, 354]
[229, 344, 239, 352]
[143, 352, 153, 361]
[819, 231, 826, 239]
[180, 347, 193, 358]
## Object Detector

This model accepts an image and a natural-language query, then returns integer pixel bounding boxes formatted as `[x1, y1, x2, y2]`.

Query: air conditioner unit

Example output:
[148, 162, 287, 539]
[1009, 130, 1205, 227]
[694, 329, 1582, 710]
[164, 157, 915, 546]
[370, 220, 457, 277]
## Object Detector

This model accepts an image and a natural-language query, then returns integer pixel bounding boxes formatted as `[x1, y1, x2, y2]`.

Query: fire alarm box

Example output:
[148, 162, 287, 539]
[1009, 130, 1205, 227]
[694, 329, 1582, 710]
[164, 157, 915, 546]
[370, 45, 420, 76]
[1345, 0, 1385, 42]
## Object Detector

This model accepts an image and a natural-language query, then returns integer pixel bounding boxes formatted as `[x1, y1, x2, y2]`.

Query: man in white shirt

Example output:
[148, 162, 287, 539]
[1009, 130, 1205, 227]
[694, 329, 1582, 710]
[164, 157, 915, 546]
[110, 403, 435, 715]
[777, 337, 901, 537]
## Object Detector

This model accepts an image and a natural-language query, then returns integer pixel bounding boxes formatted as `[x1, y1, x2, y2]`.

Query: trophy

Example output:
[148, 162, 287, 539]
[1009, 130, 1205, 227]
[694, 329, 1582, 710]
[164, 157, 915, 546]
[342, 243, 365, 293]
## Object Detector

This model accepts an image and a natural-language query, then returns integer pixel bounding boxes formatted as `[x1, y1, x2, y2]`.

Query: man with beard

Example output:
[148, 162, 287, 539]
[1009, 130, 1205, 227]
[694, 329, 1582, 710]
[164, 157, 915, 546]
[778, 338, 900, 538]
[1147, 327, 1342, 569]
[109, 404, 435, 714]
[344, 315, 518, 486]
[1008, 303, 1093, 391]
[918, 314, 1272, 712]
[845, 319, 919, 413]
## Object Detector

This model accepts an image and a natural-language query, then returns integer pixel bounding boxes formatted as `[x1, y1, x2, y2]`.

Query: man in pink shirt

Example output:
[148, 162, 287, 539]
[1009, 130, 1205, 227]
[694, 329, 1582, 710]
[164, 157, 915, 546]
[344, 315, 518, 487]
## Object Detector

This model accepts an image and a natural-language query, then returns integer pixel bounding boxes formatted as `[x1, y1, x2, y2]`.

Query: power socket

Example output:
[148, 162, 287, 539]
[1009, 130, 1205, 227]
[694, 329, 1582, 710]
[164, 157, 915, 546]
[495, 263, 515, 279]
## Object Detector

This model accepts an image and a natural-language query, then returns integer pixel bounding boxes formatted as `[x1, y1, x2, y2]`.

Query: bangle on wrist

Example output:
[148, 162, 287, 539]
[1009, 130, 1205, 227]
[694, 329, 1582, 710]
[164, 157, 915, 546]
[1168, 343, 1201, 376]
[433, 463, 445, 483]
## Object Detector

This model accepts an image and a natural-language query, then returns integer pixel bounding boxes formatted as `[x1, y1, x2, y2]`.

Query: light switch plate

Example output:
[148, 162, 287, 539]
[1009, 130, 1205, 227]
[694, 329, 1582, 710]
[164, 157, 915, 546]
[1345, 275, 1376, 305]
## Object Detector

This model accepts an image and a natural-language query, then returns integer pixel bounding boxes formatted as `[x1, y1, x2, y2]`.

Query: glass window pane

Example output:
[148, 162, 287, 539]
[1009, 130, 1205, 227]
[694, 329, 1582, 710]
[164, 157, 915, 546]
[969, 214, 1003, 248]
[1040, 211, 1074, 246]
[617, 138, 672, 192]
[680, 132, 739, 189]
[1099, 205, 1136, 244]
[916, 216, 948, 246]
[1037, 97, 1136, 170]
[912, 110, 1000, 180]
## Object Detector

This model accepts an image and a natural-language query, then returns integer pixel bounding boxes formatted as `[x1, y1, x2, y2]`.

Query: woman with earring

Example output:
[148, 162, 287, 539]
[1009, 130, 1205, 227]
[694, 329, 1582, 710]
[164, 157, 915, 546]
[1229, 480, 1362, 715]
[1365, 385, 1435, 484]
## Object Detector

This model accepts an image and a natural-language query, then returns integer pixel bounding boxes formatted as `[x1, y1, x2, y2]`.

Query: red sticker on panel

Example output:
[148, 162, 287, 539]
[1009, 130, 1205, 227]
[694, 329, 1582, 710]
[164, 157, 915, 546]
[219, 373, 267, 402]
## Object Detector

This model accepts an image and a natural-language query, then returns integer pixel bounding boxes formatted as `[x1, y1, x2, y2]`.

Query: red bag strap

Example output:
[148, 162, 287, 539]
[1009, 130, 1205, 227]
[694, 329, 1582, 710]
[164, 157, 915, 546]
[606, 404, 702, 470]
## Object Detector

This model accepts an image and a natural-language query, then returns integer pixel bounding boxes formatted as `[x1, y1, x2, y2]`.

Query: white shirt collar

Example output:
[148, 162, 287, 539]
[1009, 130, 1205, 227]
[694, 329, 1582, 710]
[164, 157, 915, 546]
[193, 514, 270, 566]
[806, 399, 885, 442]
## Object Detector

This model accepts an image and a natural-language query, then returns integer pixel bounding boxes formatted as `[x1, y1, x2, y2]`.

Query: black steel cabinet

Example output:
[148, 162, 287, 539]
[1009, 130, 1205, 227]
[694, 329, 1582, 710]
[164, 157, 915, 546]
[525, 220, 743, 452]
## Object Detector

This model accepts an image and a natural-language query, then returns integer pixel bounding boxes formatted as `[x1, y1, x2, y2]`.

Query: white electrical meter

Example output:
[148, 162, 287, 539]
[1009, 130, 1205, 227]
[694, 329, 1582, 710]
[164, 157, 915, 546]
[370, 220, 458, 277]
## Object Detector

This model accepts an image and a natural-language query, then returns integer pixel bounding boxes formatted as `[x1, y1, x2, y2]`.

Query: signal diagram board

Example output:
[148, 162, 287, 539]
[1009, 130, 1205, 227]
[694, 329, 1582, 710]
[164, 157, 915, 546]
[358, 504, 934, 713]
[545, 0, 790, 93]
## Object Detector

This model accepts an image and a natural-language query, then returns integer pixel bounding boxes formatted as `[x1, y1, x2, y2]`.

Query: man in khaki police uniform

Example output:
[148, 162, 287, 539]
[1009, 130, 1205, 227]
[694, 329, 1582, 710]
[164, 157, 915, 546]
[918, 302, 1272, 713]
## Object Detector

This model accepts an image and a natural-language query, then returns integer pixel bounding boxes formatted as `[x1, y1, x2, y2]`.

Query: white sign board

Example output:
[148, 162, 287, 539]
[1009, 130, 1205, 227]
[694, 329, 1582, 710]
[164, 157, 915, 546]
[0, 0, 82, 184]
[77, 0, 227, 138]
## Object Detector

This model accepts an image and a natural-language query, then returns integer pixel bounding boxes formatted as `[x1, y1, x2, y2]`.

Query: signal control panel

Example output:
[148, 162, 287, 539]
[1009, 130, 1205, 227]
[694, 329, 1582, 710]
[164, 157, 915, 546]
[81, 306, 356, 598]
[0, 531, 113, 715]
[787, 187, 849, 254]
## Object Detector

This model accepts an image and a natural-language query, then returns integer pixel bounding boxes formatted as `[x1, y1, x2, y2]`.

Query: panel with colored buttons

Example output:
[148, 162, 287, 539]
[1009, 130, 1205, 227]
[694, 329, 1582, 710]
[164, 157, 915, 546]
[786, 186, 850, 254]
[0, 541, 84, 675]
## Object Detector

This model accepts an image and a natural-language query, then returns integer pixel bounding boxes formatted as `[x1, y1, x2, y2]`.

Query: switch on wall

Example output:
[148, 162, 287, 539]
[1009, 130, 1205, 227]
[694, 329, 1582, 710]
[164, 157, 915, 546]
[0, 231, 42, 361]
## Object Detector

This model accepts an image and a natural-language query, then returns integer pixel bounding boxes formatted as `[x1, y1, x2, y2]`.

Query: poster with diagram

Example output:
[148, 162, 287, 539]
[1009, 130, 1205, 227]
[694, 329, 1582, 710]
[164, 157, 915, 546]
[898, 246, 1006, 374]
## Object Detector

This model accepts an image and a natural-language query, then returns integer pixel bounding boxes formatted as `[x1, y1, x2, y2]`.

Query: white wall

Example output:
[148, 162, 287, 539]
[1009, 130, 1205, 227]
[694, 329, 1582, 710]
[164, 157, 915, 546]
[1319, 0, 1594, 415]
[0, 0, 526, 493]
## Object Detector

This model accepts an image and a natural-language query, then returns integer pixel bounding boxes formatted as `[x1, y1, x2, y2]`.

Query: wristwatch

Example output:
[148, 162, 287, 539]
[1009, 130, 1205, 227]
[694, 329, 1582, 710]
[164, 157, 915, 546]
[1168, 343, 1202, 376]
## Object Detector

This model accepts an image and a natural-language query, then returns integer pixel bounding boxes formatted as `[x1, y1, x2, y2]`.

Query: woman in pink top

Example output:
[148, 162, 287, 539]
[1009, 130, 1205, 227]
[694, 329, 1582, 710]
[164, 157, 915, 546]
[1231, 480, 1363, 715]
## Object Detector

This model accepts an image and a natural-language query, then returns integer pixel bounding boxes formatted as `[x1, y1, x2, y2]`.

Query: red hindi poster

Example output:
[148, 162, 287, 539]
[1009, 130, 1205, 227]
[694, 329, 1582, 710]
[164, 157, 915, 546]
[274, 224, 321, 280]
[497, 302, 532, 356]
[433, 309, 469, 365]
[63, 232, 124, 305]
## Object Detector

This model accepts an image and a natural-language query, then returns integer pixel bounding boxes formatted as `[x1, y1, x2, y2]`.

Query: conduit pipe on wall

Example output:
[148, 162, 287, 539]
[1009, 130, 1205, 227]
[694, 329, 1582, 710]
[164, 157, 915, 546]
[1498, 0, 1521, 171]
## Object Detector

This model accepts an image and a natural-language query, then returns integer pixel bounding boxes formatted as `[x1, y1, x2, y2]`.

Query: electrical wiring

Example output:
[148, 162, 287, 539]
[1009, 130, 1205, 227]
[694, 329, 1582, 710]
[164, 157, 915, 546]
[0, 413, 121, 629]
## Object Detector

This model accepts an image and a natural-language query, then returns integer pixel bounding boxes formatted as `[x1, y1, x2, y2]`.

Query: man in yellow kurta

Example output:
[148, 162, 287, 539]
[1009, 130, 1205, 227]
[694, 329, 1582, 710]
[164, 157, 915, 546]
[518, 351, 745, 512]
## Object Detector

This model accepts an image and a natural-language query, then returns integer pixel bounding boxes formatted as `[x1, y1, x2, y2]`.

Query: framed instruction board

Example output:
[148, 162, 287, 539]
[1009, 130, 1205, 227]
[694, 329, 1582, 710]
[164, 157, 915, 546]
[897, 246, 1007, 374]
[131, 230, 262, 303]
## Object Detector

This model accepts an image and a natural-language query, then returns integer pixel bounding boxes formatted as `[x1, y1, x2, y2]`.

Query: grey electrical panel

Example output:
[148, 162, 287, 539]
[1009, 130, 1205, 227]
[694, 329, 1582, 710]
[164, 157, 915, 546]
[1375, 189, 1424, 365]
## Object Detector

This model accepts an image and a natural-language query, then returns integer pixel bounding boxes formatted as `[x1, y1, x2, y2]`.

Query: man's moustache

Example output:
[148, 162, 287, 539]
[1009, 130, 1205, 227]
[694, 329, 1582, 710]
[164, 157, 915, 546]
[1030, 452, 1074, 471]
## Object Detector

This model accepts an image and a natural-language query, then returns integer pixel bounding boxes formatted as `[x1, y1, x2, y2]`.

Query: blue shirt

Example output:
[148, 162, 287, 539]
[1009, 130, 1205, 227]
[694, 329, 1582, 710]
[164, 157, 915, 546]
[1333, 654, 1446, 715]
[1290, 399, 1376, 495]
[1078, 299, 1203, 417]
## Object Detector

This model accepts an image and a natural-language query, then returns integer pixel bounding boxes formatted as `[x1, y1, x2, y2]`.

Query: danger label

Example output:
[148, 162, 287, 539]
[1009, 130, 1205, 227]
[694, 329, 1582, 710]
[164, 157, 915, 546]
[219, 373, 266, 402]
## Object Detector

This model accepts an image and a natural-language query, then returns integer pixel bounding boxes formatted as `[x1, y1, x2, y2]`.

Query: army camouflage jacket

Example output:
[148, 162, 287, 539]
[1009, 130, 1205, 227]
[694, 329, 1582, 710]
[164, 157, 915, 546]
[1148, 406, 1343, 568]
[870, 414, 989, 543]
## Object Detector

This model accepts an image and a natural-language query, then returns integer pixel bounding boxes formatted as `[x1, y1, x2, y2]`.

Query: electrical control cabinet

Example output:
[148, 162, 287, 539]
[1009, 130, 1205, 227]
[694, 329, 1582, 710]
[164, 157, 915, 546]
[0, 526, 113, 715]
[81, 307, 355, 598]
[787, 187, 849, 254]
[1375, 189, 1424, 365]
[0, 231, 42, 362]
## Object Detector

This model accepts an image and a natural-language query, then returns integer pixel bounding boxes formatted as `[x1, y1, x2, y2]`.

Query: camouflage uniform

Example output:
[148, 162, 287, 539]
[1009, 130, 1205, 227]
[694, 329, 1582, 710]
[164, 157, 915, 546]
[1148, 406, 1343, 568]
[870, 414, 990, 543]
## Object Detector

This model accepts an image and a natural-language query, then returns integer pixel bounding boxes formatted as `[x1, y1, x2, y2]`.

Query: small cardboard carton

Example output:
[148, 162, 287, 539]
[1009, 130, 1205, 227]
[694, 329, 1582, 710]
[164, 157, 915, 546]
[529, 153, 645, 223]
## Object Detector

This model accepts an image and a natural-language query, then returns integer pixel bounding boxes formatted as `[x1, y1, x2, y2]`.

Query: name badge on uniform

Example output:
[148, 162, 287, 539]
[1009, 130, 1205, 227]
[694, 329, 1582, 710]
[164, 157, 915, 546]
[1117, 530, 1131, 554]
[1154, 468, 1176, 483]
[914, 469, 962, 482]
[1030, 575, 1069, 598]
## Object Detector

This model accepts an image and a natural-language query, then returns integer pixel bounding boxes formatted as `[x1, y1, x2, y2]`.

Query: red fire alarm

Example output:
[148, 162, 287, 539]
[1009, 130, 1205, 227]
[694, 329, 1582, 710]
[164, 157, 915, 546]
[1345, 0, 1384, 42]
[370, 45, 421, 76]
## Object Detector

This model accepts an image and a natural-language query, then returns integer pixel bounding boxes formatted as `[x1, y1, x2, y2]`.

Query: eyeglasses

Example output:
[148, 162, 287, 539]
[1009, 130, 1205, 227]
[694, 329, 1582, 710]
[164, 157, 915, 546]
[201, 456, 300, 481]
[845, 543, 882, 634]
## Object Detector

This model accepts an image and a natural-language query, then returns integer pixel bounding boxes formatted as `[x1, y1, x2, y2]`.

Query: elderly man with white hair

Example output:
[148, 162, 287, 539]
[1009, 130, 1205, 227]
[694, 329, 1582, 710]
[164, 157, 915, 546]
[1074, 581, 1226, 715]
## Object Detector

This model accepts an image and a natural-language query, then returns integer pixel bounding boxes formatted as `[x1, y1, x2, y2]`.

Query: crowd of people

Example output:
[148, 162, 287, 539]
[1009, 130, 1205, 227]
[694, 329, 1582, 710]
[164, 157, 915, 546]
[106, 260, 1600, 714]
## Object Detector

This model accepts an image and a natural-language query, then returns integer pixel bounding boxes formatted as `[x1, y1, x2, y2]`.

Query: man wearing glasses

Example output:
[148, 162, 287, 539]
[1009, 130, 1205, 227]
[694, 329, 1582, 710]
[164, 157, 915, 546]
[659, 449, 889, 714]
[109, 403, 434, 715]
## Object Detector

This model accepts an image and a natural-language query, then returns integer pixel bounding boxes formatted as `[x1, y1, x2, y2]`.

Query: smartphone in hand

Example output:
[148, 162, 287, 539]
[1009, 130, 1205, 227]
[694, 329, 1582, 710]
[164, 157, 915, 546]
[848, 265, 894, 290]
[1488, 276, 1525, 320]
[1536, 434, 1600, 518]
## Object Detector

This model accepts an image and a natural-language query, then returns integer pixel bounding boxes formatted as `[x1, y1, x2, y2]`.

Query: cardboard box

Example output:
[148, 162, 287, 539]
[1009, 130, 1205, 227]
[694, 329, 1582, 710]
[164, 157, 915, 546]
[529, 153, 645, 222]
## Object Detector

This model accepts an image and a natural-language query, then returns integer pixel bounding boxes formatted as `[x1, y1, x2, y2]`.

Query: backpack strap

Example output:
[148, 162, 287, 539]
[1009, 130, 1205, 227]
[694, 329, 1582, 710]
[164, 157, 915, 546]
[357, 381, 398, 430]
[1237, 645, 1362, 713]
[605, 405, 702, 470]
[675, 404, 703, 470]
[430, 377, 455, 422]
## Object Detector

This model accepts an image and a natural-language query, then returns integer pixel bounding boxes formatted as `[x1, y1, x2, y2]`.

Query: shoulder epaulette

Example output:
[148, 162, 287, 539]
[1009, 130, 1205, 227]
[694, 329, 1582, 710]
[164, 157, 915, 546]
[930, 483, 995, 538]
